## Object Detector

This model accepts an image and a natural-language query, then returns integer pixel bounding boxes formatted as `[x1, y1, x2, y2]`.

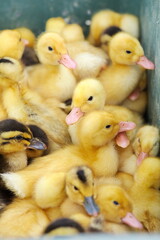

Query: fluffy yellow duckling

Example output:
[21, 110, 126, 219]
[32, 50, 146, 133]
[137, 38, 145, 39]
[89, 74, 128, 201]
[0, 166, 98, 237]
[45, 17, 66, 34]
[43, 218, 85, 236]
[0, 29, 25, 59]
[0, 56, 71, 149]
[1, 110, 124, 198]
[66, 78, 142, 147]
[130, 157, 160, 232]
[132, 125, 159, 166]
[98, 32, 155, 105]
[66, 41, 108, 80]
[14, 27, 36, 47]
[23, 32, 76, 102]
[88, 9, 139, 46]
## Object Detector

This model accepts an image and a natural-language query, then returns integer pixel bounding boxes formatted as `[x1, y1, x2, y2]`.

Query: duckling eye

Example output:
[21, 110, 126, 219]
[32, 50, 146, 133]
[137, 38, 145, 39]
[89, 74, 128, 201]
[106, 125, 111, 129]
[19, 38, 21, 42]
[126, 50, 132, 54]
[113, 201, 119, 205]
[74, 186, 79, 191]
[48, 46, 53, 51]
[88, 96, 93, 101]
[14, 135, 23, 140]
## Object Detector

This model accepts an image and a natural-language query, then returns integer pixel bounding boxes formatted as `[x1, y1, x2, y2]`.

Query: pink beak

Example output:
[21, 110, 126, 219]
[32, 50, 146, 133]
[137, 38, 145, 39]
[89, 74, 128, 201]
[59, 54, 76, 69]
[137, 56, 155, 70]
[121, 212, 143, 229]
[137, 152, 148, 166]
[66, 107, 84, 125]
[22, 39, 29, 46]
[115, 122, 136, 148]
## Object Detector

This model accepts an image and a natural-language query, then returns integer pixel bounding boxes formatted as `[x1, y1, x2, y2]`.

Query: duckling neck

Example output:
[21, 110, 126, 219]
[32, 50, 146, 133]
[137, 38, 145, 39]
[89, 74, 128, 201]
[0, 151, 28, 173]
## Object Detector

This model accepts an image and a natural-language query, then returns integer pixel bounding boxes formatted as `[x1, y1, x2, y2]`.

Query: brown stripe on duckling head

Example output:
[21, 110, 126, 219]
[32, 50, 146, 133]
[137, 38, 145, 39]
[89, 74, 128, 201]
[43, 218, 85, 234]
[0, 58, 14, 64]
[0, 119, 30, 134]
[76, 168, 87, 183]
[102, 26, 122, 37]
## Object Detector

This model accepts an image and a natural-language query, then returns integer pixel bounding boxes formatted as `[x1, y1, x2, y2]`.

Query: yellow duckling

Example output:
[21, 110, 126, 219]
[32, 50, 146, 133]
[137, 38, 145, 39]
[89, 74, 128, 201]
[88, 9, 139, 46]
[23, 32, 76, 102]
[130, 157, 160, 232]
[0, 56, 71, 149]
[45, 17, 66, 34]
[1, 110, 124, 198]
[0, 166, 98, 237]
[98, 32, 154, 105]
[0, 29, 25, 59]
[132, 125, 159, 166]
[66, 78, 142, 147]
[34, 166, 99, 218]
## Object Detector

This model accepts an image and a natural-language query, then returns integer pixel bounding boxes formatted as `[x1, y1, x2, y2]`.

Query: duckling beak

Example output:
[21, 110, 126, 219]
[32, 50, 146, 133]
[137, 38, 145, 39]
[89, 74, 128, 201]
[137, 56, 155, 70]
[137, 152, 148, 166]
[66, 107, 84, 125]
[59, 54, 76, 69]
[115, 121, 136, 148]
[83, 196, 99, 217]
[27, 138, 47, 150]
[121, 212, 143, 229]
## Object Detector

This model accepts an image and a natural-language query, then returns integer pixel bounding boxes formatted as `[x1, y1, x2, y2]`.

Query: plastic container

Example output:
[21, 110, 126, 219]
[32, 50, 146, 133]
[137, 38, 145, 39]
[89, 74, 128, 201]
[0, 0, 159, 239]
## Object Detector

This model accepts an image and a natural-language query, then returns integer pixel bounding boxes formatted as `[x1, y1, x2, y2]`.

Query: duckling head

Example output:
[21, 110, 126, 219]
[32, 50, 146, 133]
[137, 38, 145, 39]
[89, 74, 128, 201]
[26, 124, 48, 159]
[0, 30, 25, 60]
[109, 32, 155, 69]
[96, 185, 143, 229]
[0, 57, 23, 81]
[132, 125, 160, 166]
[66, 78, 106, 125]
[77, 111, 134, 148]
[0, 119, 47, 153]
[36, 32, 76, 68]
[65, 166, 99, 216]
[43, 218, 85, 236]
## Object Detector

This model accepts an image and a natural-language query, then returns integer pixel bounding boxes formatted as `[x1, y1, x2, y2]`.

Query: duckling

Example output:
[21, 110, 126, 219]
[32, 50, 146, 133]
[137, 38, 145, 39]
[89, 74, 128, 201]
[66, 78, 143, 146]
[95, 183, 143, 232]
[0, 56, 71, 149]
[130, 157, 160, 232]
[34, 166, 99, 218]
[66, 41, 108, 80]
[0, 29, 25, 59]
[45, 17, 66, 34]
[43, 218, 85, 236]
[98, 32, 154, 105]
[132, 125, 159, 166]
[0, 119, 46, 173]
[61, 24, 85, 43]
[88, 9, 139, 46]
[23, 32, 76, 103]
[0, 166, 97, 237]
[1, 110, 125, 198]
[14, 27, 39, 66]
